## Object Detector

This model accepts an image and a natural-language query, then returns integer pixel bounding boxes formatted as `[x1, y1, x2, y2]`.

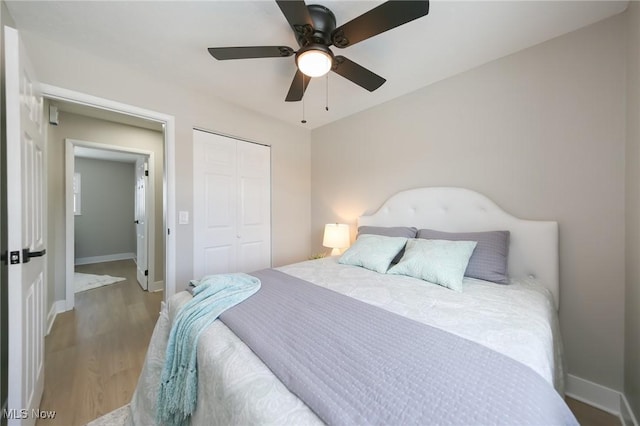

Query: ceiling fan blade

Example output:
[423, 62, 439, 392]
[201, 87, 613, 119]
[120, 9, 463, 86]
[208, 46, 294, 60]
[285, 69, 311, 102]
[332, 56, 386, 92]
[276, 0, 314, 37]
[331, 1, 429, 48]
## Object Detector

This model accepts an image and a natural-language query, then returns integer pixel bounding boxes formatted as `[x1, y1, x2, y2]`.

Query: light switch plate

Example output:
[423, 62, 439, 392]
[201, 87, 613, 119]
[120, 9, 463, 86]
[179, 211, 189, 225]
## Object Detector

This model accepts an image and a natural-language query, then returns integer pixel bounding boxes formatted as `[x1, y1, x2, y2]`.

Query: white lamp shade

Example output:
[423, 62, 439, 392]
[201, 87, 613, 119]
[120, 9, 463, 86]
[297, 49, 333, 77]
[322, 223, 350, 250]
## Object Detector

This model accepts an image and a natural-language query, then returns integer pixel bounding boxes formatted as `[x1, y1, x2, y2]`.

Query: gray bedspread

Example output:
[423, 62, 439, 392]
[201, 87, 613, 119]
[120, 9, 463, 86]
[219, 268, 577, 426]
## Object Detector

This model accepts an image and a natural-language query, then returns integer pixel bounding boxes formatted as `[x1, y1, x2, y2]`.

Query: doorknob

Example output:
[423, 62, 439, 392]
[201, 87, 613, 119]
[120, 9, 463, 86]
[22, 248, 46, 264]
[135, 220, 139, 224]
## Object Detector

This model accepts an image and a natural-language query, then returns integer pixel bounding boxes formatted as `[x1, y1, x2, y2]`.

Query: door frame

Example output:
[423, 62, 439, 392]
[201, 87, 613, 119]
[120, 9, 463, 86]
[66, 140, 157, 297]
[41, 84, 176, 309]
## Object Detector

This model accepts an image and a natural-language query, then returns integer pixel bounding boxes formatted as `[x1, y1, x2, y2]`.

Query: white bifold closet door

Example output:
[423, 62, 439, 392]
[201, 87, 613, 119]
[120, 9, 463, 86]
[193, 129, 271, 279]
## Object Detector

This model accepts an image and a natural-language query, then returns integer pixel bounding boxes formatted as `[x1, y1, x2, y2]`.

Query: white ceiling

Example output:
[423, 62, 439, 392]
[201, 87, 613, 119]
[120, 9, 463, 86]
[6, 1, 628, 129]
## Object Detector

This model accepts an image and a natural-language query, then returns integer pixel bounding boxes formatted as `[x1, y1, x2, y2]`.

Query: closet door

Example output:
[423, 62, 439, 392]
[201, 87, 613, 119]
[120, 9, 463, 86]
[193, 130, 271, 278]
[193, 131, 238, 277]
[237, 141, 271, 272]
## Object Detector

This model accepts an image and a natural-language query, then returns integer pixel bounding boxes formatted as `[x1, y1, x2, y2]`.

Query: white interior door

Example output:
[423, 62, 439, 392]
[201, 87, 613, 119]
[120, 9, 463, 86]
[193, 130, 271, 278]
[193, 131, 237, 278]
[237, 141, 271, 272]
[135, 159, 148, 290]
[5, 26, 46, 426]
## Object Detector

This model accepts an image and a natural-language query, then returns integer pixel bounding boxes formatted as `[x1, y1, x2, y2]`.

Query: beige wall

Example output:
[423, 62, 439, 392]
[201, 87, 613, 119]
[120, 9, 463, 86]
[625, 1, 640, 418]
[312, 14, 626, 390]
[21, 32, 312, 304]
[47, 111, 165, 306]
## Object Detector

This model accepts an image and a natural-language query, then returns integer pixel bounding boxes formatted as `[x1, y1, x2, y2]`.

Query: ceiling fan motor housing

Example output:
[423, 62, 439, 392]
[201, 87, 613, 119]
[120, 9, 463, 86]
[297, 4, 337, 47]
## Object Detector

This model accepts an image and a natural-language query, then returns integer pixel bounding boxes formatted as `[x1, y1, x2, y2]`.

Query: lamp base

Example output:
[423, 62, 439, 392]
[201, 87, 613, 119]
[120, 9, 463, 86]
[330, 248, 341, 256]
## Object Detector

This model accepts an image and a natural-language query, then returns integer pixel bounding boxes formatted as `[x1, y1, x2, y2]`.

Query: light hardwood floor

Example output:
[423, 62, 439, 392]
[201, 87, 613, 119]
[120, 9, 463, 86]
[565, 398, 622, 426]
[38, 260, 621, 425]
[37, 260, 162, 426]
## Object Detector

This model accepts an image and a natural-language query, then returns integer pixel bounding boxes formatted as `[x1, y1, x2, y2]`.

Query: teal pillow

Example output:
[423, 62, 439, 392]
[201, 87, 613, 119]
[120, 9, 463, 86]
[388, 239, 478, 292]
[339, 234, 408, 273]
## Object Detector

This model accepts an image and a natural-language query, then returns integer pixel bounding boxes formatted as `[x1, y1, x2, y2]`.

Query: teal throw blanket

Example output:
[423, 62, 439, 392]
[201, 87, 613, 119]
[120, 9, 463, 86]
[156, 273, 261, 426]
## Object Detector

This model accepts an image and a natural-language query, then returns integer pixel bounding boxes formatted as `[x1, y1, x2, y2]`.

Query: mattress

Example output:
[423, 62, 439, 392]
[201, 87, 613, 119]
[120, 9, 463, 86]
[129, 256, 564, 425]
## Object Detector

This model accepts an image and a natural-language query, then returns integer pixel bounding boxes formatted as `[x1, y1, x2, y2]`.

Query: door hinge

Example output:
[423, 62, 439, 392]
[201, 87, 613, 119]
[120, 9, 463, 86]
[144, 269, 148, 277]
[145, 170, 149, 177]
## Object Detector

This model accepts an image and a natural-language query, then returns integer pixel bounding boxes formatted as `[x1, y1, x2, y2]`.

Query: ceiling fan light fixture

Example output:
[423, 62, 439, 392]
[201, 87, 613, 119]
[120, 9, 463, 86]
[296, 45, 333, 78]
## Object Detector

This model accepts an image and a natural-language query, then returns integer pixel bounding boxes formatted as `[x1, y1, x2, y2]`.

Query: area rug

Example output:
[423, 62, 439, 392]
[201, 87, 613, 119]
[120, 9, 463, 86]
[86, 403, 130, 426]
[74, 272, 126, 293]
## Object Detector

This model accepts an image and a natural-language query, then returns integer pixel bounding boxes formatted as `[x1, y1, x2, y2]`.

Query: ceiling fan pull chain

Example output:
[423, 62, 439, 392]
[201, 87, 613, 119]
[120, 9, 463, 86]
[326, 74, 329, 112]
[301, 75, 307, 124]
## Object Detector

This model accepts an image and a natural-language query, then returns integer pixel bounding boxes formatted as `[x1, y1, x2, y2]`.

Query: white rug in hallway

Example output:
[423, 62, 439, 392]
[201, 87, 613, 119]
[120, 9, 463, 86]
[74, 272, 126, 293]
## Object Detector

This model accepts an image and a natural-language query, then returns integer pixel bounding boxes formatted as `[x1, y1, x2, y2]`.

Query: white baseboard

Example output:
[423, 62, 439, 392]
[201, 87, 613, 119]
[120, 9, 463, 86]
[46, 300, 68, 336]
[621, 394, 639, 426]
[566, 374, 620, 414]
[75, 252, 135, 265]
[566, 374, 638, 426]
[149, 280, 164, 293]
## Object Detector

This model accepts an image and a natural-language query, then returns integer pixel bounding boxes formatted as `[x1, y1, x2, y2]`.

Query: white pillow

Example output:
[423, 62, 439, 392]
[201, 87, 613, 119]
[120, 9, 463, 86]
[388, 239, 477, 292]
[338, 234, 408, 273]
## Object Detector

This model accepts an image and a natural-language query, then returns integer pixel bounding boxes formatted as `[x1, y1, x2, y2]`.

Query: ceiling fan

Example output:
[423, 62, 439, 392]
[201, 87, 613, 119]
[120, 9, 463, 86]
[208, 0, 430, 102]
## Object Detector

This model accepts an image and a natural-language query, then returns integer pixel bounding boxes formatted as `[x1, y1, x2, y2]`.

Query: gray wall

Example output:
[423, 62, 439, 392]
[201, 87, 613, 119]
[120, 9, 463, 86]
[73, 157, 135, 261]
[311, 14, 626, 391]
[47, 111, 165, 306]
[625, 1, 640, 418]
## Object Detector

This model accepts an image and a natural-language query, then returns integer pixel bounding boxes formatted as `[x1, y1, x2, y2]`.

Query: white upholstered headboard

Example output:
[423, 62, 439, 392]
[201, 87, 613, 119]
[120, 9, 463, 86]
[357, 187, 559, 309]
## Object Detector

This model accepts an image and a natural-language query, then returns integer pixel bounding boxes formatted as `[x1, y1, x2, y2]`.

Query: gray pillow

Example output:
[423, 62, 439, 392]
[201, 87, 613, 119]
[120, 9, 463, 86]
[416, 229, 510, 284]
[358, 226, 417, 264]
[357, 226, 418, 239]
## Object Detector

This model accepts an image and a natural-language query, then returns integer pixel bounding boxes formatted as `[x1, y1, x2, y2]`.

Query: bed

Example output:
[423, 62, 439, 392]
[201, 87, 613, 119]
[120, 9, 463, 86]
[128, 187, 575, 425]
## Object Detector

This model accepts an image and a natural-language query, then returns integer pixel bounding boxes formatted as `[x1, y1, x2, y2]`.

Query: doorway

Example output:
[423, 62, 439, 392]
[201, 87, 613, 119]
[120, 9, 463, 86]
[41, 84, 176, 311]
[71, 144, 153, 295]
